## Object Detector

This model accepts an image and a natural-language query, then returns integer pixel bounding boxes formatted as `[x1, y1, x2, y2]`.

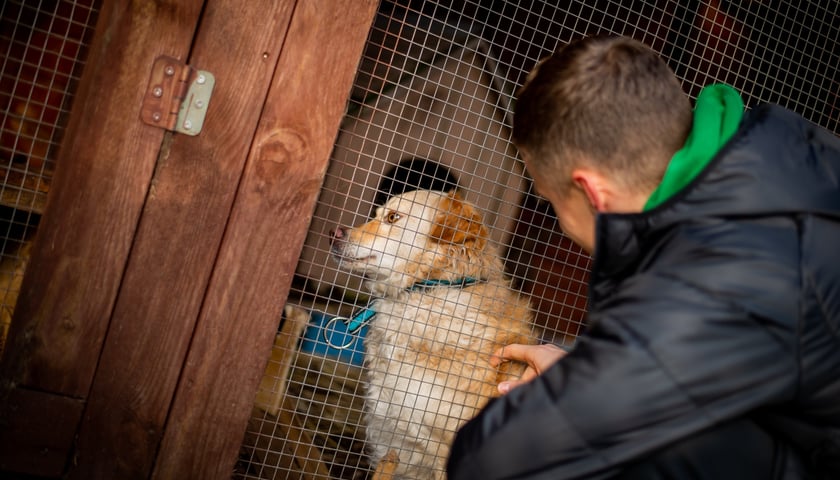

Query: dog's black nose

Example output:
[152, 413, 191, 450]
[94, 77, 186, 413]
[329, 227, 345, 245]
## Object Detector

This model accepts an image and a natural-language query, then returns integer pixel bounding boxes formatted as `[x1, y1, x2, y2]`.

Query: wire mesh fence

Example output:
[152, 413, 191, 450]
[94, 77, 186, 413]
[239, 1, 836, 479]
[1, 1, 837, 478]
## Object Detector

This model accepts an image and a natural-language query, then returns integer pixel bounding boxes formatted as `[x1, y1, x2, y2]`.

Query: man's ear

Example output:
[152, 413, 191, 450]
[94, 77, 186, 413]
[571, 168, 610, 212]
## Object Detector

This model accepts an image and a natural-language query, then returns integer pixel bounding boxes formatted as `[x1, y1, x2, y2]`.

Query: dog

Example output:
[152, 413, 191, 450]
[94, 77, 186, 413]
[330, 189, 537, 479]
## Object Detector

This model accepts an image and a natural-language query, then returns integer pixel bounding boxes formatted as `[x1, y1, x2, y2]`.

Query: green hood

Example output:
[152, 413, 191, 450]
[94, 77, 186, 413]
[644, 84, 745, 211]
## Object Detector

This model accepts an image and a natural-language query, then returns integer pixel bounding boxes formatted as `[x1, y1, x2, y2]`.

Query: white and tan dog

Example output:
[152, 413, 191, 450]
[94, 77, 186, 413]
[330, 189, 536, 479]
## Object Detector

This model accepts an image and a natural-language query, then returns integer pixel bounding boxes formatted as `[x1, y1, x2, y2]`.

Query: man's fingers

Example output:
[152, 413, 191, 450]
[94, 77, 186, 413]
[490, 343, 569, 376]
[498, 381, 517, 394]
[498, 368, 538, 394]
[490, 343, 532, 366]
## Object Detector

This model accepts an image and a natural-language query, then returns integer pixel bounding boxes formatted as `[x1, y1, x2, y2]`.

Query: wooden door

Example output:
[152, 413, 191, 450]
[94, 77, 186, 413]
[0, 1, 378, 478]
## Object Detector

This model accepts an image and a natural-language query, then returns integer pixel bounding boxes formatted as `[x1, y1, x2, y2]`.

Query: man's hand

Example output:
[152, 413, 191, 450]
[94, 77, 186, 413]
[490, 343, 568, 394]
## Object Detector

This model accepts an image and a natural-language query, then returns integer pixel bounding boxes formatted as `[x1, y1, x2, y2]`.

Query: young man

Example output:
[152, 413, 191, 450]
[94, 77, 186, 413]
[447, 35, 840, 479]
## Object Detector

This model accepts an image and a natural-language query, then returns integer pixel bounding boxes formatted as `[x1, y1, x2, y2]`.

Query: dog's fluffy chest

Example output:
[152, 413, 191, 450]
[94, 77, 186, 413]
[362, 285, 502, 453]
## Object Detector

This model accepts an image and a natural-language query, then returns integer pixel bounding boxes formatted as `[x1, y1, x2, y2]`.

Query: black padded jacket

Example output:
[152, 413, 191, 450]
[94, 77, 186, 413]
[447, 104, 840, 479]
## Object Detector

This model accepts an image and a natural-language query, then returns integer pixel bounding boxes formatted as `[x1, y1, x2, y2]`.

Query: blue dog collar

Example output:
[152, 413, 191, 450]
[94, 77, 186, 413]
[330, 277, 485, 344]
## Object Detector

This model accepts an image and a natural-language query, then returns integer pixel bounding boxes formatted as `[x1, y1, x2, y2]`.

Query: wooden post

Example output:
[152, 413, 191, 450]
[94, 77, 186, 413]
[0, 0, 205, 476]
[153, 1, 379, 478]
[69, 0, 299, 477]
[0, 0, 378, 478]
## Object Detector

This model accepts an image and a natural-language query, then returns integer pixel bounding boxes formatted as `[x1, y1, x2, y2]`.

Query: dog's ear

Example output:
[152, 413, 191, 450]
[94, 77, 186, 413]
[430, 192, 487, 247]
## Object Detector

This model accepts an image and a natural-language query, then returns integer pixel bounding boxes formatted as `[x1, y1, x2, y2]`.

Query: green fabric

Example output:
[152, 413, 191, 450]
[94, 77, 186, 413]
[644, 84, 745, 211]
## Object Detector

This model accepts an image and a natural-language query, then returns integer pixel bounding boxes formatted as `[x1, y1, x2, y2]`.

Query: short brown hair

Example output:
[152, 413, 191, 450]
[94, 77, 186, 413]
[512, 35, 692, 193]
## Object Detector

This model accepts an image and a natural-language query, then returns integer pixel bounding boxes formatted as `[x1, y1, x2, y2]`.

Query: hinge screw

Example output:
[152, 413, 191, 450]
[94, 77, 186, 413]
[196, 74, 206, 85]
[194, 99, 204, 109]
[152, 112, 162, 122]
[165, 65, 175, 76]
[183, 120, 193, 130]
[152, 86, 163, 97]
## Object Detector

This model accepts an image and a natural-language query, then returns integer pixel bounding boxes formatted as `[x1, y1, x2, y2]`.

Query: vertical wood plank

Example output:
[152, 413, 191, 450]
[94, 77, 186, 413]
[152, 1, 379, 478]
[0, 1, 204, 476]
[69, 1, 299, 479]
[0, 0, 205, 397]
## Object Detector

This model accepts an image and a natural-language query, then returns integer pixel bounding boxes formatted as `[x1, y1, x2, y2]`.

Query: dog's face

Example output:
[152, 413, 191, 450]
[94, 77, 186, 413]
[330, 190, 487, 284]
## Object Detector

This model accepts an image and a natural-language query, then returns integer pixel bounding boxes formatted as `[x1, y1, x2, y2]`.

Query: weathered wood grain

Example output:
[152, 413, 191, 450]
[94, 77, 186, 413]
[0, 0, 205, 476]
[151, 1, 379, 478]
[70, 1, 299, 479]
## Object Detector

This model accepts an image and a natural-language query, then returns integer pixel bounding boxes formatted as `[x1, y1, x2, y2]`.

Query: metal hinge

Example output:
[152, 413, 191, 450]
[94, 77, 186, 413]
[140, 56, 215, 136]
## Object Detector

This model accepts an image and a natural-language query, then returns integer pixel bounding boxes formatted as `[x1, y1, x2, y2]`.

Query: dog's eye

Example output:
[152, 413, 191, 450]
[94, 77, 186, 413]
[385, 211, 402, 224]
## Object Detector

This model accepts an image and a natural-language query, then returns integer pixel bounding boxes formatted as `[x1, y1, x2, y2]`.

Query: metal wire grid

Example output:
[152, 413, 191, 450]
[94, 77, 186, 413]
[236, 1, 839, 478]
[0, 0, 99, 354]
[666, 0, 839, 131]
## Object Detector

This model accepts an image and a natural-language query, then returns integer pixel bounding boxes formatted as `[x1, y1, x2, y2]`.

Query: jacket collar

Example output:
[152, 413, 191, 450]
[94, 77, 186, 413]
[588, 104, 840, 306]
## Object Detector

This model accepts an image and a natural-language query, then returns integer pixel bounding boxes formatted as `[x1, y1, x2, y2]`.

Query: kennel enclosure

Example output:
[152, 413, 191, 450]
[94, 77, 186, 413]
[0, 0, 838, 479]
[241, 1, 839, 478]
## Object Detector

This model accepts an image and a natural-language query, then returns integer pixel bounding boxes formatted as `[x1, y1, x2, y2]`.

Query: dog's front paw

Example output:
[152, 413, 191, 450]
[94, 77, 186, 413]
[372, 450, 400, 480]
[283, 304, 311, 331]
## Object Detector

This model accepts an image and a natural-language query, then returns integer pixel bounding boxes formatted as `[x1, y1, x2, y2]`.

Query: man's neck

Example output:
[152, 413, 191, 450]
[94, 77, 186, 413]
[601, 186, 654, 214]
